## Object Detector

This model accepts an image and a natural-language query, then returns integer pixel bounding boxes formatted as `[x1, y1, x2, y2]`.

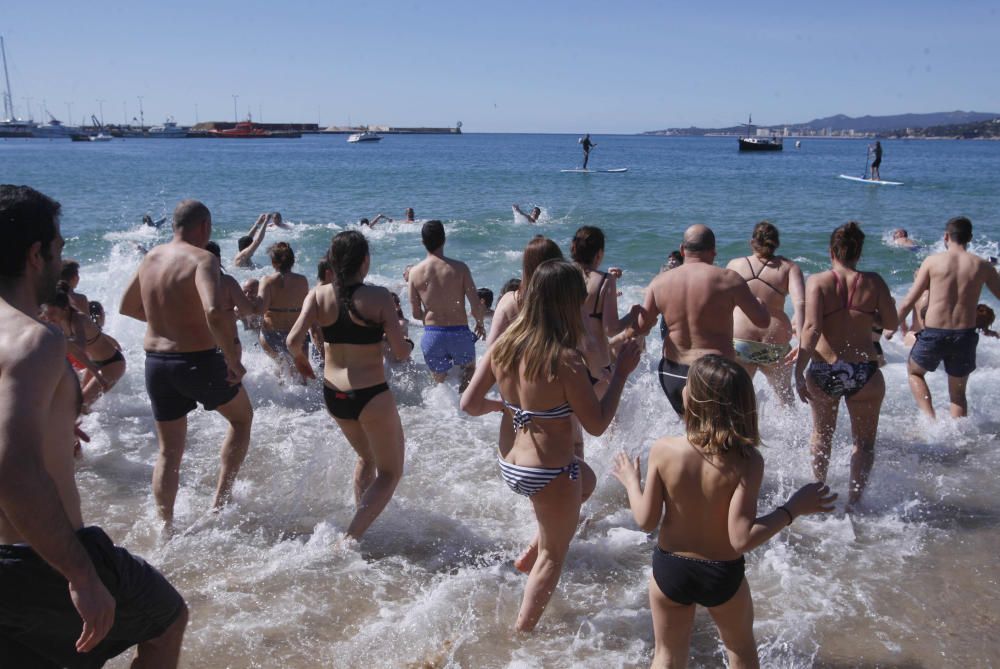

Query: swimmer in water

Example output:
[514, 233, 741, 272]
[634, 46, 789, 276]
[891, 228, 918, 249]
[512, 204, 542, 223]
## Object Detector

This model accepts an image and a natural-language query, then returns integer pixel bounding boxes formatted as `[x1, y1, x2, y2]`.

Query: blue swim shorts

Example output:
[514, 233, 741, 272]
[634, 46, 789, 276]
[421, 325, 477, 373]
[909, 327, 978, 377]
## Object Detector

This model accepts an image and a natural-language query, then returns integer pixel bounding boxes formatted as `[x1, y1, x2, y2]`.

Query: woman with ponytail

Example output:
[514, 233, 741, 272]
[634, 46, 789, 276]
[793, 221, 898, 509]
[725, 221, 805, 405]
[287, 231, 411, 541]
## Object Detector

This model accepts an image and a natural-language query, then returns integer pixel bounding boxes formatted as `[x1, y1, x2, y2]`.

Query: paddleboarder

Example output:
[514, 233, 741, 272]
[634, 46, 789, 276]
[580, 133, 596, 169]
[869, 141, 882, 181]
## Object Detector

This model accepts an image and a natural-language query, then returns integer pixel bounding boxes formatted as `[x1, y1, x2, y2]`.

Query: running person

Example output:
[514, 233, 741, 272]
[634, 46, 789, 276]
[461, 259, 641, 631]
[612, 355, 835, 668]
[725, 222, 805, 406]
[257, 242, 310, 377]
[287, 231, 411, 541]
[794, 222, 899, 509]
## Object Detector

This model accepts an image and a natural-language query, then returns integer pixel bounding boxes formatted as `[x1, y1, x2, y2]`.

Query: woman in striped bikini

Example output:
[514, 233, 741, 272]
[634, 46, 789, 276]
[461, 259, 642, 631]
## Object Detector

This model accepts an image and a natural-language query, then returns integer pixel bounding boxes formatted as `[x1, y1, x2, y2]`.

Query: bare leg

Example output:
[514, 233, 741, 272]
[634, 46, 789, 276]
[131, 602, 188, 668]
[907, 358, 936, 419]
[515, 470, 581, 631]
[153, 417, 188, 529]
[335, 391, 404, 540]
[845, 371, 885, 508]
[515, 460, 595, 574]
[707, 579, 758, 669]
[947, 374, 970, 418]
[805, 375, 839, 483]
[648, 573, 696, 669]
[211, 387, 254, 509]
[431, 371, 448, 384]
[336, 419, 376, 504]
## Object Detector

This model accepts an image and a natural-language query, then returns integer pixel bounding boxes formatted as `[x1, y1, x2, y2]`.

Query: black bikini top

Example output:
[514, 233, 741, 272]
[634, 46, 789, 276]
[743, 257, 787, 296]
[321, 284, 384, 345]
[588, 271, 609, 320]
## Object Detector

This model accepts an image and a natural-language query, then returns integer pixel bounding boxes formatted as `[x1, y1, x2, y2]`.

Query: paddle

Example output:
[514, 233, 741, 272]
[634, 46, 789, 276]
[862, 145, 871, 180]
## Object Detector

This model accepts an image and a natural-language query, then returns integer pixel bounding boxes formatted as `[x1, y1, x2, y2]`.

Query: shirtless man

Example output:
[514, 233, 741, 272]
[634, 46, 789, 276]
[206, 241, 260, 322]
[408, 220, 486, 390]
[637, 225, 770, 416]
[893, 216, 1000, 419]
[120, 199, 254, 531]
[0, 185, 187, 667]
[233, 212, 271, 268]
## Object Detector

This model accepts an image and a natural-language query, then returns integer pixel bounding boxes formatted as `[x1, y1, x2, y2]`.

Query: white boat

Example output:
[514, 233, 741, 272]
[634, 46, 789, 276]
[89, 132, 113, 142]
[347, 130, 382, 143]
[149, 117, 188, 138]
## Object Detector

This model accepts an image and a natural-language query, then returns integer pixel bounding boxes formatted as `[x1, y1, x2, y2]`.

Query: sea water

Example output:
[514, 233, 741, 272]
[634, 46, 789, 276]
[3, 134, 999, 667]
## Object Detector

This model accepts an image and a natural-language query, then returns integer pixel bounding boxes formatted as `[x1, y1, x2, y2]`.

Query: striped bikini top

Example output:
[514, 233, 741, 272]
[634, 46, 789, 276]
[503, 400, 574, 431]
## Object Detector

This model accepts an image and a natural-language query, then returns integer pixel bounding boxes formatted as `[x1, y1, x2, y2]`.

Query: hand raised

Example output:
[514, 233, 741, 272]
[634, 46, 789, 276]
[785, 482, 838, 518]
[611, 451, 641, 489]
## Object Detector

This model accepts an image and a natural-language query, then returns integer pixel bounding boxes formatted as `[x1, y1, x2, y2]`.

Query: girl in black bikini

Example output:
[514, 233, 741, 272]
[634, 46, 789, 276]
[287, 231, 412, 541]
[613, 355, 835, 668]
[793, 222, 899, 509]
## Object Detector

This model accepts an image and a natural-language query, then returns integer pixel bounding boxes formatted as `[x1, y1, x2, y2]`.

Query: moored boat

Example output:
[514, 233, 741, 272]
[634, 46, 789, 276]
[738, 115, 783, 152]
[347, 130, 382, 143]
[209, 117, 301, 139]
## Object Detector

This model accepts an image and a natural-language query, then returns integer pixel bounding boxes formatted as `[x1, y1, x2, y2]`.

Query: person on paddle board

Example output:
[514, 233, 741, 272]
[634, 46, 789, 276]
[869, 141, 882, 181]
[580, 134, 596, 169]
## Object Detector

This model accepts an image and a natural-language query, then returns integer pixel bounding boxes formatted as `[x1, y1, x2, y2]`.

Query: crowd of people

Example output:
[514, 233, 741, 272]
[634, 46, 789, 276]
[2, 184, 998, 667]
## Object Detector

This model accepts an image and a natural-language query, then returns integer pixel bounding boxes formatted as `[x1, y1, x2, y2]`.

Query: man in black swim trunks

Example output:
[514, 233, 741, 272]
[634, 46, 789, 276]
[121, 199, 254, 532]
[0, 185, 188, 667]
[580, 133, 596, 169]
[869, 141, 882, 181]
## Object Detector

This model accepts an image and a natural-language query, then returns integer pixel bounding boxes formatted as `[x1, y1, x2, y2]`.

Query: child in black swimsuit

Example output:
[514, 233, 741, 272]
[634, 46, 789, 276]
[612, 355, 835, 667]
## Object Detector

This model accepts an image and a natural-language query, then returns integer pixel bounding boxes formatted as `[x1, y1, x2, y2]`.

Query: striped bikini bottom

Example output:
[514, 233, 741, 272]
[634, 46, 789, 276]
[497, 456, 580, 497]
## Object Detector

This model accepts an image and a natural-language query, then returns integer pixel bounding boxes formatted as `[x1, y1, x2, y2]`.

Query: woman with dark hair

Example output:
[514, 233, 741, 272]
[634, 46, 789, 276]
[287, 231, 411, 541]
[258, 242, 310, 373]
[794, 222, 898, 509]
[613, 355, 834, 668]
[40, 283, 119, 407]
[725, 221, 805, 405]
[462, 260, 641, 631]
[571, 226, 636, 386]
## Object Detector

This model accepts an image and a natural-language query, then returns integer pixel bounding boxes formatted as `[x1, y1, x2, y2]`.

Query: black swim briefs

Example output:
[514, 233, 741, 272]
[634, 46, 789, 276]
[145, 349, 240, 422]
[652, 547, 745, 608]
[657, 358, 689, 417]
[0, 526, 185, 668]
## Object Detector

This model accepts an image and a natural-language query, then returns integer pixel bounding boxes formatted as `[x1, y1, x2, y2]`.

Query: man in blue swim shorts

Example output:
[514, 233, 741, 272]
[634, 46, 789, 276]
[895, 216, 1000, 419]
[408, 220, 487, 391]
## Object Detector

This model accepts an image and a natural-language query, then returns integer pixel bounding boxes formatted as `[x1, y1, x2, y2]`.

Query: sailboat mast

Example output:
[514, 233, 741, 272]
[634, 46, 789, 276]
[1, 36, 15, 120]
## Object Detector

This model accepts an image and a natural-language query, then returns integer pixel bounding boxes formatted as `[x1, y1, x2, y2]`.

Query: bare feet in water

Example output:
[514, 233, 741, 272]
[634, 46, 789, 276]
[514, 539, 538, 573]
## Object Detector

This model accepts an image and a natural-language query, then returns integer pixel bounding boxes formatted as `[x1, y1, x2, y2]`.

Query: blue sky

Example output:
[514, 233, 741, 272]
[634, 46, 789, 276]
[4, 0, 998, 132]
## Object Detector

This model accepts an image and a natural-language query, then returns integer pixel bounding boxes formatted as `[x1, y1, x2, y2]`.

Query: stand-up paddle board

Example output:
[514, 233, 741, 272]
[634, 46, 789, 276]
[838, 174, 903, 186]
[561, 168, 628, 173]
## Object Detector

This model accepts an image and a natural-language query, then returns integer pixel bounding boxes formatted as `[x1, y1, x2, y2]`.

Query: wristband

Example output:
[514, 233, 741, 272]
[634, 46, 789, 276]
[777, 505, 794, 526]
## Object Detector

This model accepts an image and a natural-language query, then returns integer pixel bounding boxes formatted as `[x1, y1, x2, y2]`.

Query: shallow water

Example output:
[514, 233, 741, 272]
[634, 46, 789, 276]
[4, 134, 1000, 667]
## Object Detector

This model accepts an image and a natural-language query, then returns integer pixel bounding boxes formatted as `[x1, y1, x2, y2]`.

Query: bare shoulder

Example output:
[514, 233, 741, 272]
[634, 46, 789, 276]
[0, 314, 66, 376]
[738, 448, 765, 480]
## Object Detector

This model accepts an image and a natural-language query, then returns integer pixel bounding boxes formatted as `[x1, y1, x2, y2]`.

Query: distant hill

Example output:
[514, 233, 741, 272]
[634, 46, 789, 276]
[891, 117, 1000, 139]
[643, 111, 1000, 136]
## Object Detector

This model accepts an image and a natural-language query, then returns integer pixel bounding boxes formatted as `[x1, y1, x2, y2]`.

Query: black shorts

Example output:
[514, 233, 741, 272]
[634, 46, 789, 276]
[145, 349, 240, 422]
[0, 526, 185, 668]
[909, 327, 978, 377]
[871, 158, 881, 169]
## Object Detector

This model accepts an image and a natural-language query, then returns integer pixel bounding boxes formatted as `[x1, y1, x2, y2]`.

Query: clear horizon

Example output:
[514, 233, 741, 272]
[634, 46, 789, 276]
[3, 0, 998, 133]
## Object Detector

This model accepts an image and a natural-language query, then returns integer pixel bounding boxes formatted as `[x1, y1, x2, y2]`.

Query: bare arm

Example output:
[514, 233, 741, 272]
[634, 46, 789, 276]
[733, 277, 770, 328]
[379, 289, 412, 362]
[196, 255, 243, 380]
[234, 216, 268, 266]
[247, 213, 267, 236]
[225, 275, 257, 316]
[896, 261, 931, 324]
[794, 276, 825, 401]
[635, 281, 659, 335]
[611, 443, 666, 532]
[602, 274, 632, 336]
[875, 274, 900, 334]
[787, 261, 806, 339]
[564, 341, 641, 436]
[459, 350, 504, 415]
[119, 270, 145, 322]
[984, 263, 1000, 300]
[463, 264, 486, 339]
[485, 293, 516, 347]
[408, 270, 425, 321]
[0, 333, 115, 650]
[256, 276, 272, 314]
[287, 289, 318, 380]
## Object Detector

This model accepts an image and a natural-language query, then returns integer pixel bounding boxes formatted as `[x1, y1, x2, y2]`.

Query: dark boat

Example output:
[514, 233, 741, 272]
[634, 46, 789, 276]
[738, 115, 783, 152]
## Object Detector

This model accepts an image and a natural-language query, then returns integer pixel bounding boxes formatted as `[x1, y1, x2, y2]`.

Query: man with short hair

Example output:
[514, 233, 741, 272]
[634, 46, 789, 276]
[408, 220, 486, 390]
[0, 185, 187, 667]
[233, 212, 270, 268]
[894, 216, 1000, 418]
[121, 199, 254, 532]
[637, 224, 770, 416]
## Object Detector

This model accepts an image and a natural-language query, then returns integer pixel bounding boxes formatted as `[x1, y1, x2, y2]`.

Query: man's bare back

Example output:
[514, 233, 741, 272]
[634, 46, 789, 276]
[643, 261, 767, 364]
[408, 254, 482, 328]
[911, 249, 1000, 330]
